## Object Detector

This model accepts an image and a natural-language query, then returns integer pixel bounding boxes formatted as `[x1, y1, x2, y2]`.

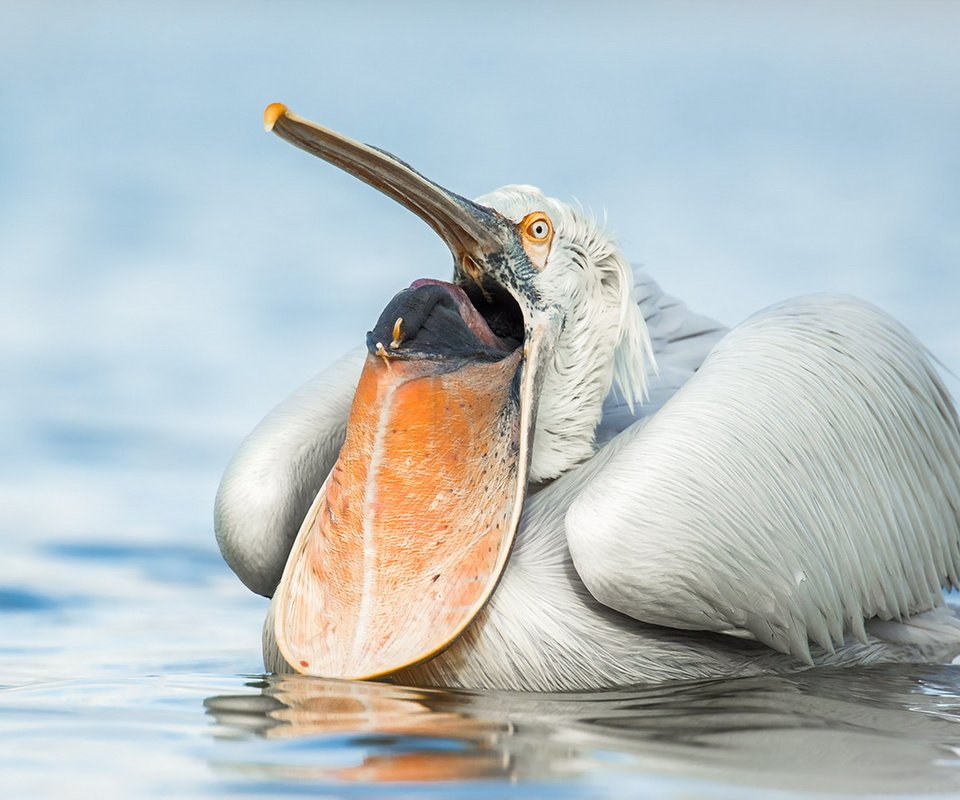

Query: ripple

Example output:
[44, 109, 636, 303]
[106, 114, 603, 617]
[47, 541, 223, 585]
[0, 588, 63, 613]
[200, 665, 960, 795]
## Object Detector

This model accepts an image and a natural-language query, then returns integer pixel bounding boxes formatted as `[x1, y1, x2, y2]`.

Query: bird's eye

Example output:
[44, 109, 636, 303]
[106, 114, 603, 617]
[522, 213, 553, 242]
[518, 212, 554, 270]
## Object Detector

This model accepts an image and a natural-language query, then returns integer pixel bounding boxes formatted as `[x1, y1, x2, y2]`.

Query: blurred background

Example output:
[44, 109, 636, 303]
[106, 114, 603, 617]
[2, 1, 959, 681]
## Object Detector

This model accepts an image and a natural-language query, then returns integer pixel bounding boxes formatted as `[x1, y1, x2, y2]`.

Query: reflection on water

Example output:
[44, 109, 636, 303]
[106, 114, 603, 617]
[203, 665, 960, 795]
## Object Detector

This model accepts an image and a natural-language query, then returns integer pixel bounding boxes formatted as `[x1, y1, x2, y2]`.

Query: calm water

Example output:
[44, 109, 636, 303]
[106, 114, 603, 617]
[5, 665, 960, 797]
[4, 3, 960, 797]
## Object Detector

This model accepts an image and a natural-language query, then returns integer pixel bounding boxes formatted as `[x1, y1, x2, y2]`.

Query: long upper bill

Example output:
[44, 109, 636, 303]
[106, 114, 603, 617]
[265, 102, 511, 279]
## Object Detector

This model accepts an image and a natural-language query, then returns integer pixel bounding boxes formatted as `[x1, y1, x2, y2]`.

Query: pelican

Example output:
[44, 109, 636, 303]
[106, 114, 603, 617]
[215, 103, 960, 692]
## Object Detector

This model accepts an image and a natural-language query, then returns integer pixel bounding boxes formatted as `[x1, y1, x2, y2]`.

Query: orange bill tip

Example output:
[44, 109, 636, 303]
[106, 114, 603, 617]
[263, 102, 289, 132]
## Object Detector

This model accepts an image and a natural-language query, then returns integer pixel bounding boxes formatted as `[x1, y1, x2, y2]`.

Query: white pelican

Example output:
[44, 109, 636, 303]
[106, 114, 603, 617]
[215, 103, 960, 692]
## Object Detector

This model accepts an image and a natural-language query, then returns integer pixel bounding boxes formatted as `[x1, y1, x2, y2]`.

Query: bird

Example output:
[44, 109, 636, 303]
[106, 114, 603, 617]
[214, 103, 960, 692]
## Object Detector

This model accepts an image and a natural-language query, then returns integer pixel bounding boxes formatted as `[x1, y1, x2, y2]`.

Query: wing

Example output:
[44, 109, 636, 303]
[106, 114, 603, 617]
[597, 268, 727, 444]
[568, 294, 960, 662]
[215, 346, 366, 597]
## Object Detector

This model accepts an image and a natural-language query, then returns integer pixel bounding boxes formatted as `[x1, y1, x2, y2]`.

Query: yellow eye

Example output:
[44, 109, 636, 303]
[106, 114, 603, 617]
[521, 212, 553, 242]
[518, 212, 554, 271]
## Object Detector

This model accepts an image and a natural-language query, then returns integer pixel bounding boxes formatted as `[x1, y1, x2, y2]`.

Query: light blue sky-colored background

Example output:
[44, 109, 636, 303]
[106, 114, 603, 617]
[1, 2, 959, 671]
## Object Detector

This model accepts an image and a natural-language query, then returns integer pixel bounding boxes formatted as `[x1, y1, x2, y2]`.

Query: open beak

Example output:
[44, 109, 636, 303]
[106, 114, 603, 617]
[264, 103, 554, 679]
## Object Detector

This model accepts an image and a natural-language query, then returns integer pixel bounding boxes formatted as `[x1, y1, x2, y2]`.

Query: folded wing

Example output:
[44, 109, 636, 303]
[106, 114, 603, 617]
[570, 294, 960, 662]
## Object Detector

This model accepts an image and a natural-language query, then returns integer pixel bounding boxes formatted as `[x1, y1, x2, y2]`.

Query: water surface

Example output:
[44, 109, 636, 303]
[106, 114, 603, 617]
[6, 664, 960, 796]
[3, 3, 960, 797]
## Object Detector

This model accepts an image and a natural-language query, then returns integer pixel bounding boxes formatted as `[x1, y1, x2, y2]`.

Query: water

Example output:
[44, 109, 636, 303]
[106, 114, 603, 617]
[3, 2, 960, 796]
[6, 667, 960, 796]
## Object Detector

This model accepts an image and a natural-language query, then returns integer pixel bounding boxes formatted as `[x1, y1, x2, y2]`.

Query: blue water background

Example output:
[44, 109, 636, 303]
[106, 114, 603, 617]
[2, 2, 960, 796]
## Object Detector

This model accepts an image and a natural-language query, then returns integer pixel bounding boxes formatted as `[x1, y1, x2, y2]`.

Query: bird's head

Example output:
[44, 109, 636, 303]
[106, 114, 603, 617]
[470, 184, 653, 481]
[262, 104, 652, 678]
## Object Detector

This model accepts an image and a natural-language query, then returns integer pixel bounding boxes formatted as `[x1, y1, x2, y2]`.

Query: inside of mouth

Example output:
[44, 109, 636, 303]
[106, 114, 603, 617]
[366, 278, 524, 361]
[458, 278, 524, 350]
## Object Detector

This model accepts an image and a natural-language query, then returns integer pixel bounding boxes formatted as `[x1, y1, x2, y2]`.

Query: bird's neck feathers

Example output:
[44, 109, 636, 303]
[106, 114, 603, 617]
[530, 234, 652, 481]
[475, 186, 653, 482]
[509, 195, 653, 482]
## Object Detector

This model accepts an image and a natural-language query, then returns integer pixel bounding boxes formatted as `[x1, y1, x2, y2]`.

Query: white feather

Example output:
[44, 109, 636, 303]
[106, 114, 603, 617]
[597, 269, 727, 444]
[567, 294, 960, 663]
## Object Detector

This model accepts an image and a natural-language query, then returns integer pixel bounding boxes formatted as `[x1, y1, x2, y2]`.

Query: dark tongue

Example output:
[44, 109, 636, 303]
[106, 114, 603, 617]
[366, 280, 514, 360]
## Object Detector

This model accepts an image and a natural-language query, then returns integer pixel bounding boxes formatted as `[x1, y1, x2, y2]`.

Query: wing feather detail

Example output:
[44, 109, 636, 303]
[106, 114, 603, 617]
[569, 294, 960, 662]
[598, 269, 727, 443]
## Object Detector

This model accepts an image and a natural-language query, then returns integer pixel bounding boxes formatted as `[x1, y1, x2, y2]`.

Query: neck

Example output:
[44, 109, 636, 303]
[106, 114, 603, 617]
[528, 325, 620, 482]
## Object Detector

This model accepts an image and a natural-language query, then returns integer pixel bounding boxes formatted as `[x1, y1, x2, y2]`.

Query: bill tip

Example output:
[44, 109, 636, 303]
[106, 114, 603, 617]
[263, 102, 288, 132]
